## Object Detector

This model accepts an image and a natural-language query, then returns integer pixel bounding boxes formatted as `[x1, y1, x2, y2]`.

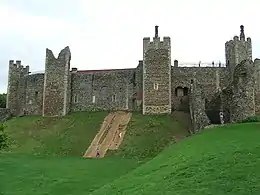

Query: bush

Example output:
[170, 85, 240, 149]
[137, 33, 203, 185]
[0, 93, 6, 108]
[240, 116, 260, 123]
[0, 123, 8, 149]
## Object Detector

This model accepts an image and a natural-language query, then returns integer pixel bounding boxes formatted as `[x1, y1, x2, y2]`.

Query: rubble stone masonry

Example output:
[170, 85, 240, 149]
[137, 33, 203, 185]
[4, 25, 259, 128]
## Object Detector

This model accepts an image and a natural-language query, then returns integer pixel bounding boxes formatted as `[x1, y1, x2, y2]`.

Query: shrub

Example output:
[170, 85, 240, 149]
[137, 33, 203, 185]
[240, 116, 260, 123]
[0, 123, 8, 149]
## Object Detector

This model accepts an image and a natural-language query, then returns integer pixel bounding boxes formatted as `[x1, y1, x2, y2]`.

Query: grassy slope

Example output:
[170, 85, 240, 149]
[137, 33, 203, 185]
[92, 123, 260, 195]
[108, 112, 190, 160]
[0, 154, 139, 195]
[1, 111, 189, 195]
[4, 111, 108, 156]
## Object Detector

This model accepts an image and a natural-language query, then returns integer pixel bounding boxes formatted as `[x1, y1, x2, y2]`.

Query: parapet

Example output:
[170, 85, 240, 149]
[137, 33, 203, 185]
[226, 25, 252, 46]
[8, 60, 30, 75]
[144, 37, 171, 50]
[143, 26, 171, 51]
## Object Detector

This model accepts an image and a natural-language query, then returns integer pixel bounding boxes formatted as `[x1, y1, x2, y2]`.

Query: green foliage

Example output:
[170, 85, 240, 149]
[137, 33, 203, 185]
[0, 93, 6, 108]
[240, 116, 260, 123]
[0, 123, 8, 149]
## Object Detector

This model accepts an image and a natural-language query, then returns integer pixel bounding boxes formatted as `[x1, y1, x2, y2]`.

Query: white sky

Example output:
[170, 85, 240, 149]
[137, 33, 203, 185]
[0, 0, 260, 93]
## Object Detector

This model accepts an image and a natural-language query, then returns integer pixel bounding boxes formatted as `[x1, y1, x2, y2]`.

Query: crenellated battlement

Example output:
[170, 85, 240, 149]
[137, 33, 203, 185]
[225, 25, 252, 47]
[143, 28, 171, 53]
[225, 25, 252, 80]
[8, 60, 30, 75]
[142, 26, 172, 115]
[5, 24, 260, 120]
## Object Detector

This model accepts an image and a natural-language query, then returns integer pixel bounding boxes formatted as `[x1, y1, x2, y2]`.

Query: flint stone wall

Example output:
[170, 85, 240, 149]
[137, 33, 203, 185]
[70, 68, 135, 112]
[171, 67, 229, 112]
[189, 79, 210, 132]
[0, 108, 11, 122]
[254, 59, 260, 115]
[43, 47, 71, 117]
[229, 59, 255, 122]
[25, 73, 44, 115]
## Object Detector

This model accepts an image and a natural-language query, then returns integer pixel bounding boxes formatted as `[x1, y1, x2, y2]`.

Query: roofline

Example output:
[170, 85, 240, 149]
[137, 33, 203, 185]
[75, 68, 135, 73]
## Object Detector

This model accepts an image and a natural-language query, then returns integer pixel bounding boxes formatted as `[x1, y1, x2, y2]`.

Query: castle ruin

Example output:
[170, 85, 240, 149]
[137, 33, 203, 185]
[5, 25, 260, 130]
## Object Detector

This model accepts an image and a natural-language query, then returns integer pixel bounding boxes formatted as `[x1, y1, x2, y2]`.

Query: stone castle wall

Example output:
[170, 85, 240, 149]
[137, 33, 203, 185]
[229, 59, 255, 122]
[189, 79, 210, 132]
[171, 66, 229, 112]
[70, 68, 135, 112]
[142, 34, 171, 115]
[42, 47, 71, 116]
[6, 60, 29, 116]
[225, 25, 252, 81]
[254, 59, 260, 115]
[25, 73, 44, 115]
[5, 25, 259, 125]
[10, 64, 231, 116]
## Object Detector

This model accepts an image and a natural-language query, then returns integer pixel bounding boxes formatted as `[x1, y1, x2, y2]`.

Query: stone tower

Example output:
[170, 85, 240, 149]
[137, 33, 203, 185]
[225, 25, 252, 79]
[142, 26, 171, 114]
[42, 46, 71, 116]
[6, 60, 29, 116]
[230, 59, 255, 122]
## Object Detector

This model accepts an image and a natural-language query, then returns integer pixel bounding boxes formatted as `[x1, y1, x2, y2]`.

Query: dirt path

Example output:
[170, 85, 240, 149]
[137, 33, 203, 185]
[109, 112, 132, 150]
[83, 111, 132, 158]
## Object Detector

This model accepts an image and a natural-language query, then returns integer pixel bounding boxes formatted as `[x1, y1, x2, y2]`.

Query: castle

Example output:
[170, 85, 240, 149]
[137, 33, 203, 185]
[5, 25, 260, 130]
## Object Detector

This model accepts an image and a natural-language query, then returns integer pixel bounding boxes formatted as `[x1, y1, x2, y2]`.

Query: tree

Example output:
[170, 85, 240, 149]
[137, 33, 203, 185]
[0, 93, 6, 108]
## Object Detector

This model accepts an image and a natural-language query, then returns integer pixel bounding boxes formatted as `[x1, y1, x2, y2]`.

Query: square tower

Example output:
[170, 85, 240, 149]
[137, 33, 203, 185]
[142, 26, 171, 115]
[225, 25, 252, 79]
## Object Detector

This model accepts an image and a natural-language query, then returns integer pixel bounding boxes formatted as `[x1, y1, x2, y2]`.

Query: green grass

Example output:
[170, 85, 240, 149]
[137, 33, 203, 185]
[92, 123, 260, 195]
[1, 111, 190, 195]
[4, 111, 108, 156]
[108, 113, 190, 160]
[4, 111, 260, 194]
[0, 154, 140, 195]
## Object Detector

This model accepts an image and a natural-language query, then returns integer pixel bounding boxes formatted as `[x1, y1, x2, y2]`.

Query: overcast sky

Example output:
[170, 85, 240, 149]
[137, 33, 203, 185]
[0, 0, 260, 93]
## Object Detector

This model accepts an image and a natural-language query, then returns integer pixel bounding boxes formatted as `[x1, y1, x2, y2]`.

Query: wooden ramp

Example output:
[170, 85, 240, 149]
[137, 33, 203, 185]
[83, 111, 132, 158]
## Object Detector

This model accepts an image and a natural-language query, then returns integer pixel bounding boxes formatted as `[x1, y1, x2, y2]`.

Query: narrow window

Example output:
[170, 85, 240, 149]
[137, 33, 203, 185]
[153, 83, 159, 90]
[73, 95, 78, 103]
[101, 86, 108, 100]
[92, 95, 96, 103]
[35, 91, 38, 99]
[112, 95, 116, 102]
